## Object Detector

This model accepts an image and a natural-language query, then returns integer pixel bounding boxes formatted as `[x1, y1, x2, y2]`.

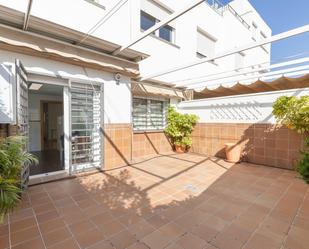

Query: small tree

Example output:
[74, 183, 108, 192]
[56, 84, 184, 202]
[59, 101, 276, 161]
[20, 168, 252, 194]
[273, 96, 309, 183]
[165, 106, 199, 150]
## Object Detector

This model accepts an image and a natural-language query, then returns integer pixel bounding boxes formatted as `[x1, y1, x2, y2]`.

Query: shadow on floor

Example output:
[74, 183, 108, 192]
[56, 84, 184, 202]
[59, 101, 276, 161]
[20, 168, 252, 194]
[4, 154, 308, 249]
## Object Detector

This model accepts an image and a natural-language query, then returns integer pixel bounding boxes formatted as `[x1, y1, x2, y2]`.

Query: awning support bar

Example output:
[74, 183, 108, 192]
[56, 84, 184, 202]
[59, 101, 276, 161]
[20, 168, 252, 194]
[140, 24, 309, 81]
[112, 0, 206, 55]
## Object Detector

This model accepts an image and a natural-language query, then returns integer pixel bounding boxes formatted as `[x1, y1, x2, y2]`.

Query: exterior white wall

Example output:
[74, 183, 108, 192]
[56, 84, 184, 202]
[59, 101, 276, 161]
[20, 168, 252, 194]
[177, 88, 309, 124]
[0, 50, 131, 124]
[0, 63, 14, 123]
[0, 0, 271, 85]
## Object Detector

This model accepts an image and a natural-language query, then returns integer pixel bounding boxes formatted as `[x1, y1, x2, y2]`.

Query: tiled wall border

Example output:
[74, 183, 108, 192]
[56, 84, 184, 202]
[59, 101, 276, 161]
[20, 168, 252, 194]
[191, 123, 305, 170]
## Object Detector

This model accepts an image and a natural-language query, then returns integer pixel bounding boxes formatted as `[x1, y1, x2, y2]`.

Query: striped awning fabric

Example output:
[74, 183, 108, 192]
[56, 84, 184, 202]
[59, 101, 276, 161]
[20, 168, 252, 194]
[194, 74, 309, 99]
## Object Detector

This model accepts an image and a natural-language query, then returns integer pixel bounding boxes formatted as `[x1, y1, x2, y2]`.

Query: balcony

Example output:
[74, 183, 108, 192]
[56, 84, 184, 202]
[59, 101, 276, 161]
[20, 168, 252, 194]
[205, 0, 225, 16]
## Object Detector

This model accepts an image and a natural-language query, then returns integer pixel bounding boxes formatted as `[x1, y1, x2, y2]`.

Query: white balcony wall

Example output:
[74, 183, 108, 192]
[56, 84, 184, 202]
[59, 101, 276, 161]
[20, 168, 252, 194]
[131, 0, 271, 83]
[177, 88, 309, 124]
[0, 0, 271, 85]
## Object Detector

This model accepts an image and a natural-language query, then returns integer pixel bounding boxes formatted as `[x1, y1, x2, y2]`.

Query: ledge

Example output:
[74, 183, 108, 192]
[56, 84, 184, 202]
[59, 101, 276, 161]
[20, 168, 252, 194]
[148, 33, 180, 49]
[133, 129, 165, 134]
[84, 0, 106, 10]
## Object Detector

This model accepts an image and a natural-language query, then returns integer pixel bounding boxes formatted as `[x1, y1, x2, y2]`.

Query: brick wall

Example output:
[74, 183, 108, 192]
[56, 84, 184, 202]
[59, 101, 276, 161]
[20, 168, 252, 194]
[132, 132, 173, 158]
[191, 123, 305, 170]
[0, 124, 18, 137]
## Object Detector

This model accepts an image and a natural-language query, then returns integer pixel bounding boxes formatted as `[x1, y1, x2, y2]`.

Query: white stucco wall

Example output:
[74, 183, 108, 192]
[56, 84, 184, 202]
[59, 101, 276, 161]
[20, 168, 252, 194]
[0, 0, 271, 85]
[0, 63, 14, 123]
[177, 88, 309, 124]
[0, 50, 132, 124]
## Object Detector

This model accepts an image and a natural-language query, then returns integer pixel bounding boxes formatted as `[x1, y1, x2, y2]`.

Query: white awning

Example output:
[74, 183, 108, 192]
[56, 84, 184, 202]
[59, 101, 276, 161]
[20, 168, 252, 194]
[0, 24, 140, 77]
[194, 74, 309, 98]
[132, 82, 185, 99]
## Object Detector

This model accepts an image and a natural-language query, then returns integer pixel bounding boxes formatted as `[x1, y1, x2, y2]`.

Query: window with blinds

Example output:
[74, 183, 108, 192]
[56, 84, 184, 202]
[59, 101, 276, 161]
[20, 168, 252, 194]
[196, 28, 216, 58]
[133, 97, 168, 131]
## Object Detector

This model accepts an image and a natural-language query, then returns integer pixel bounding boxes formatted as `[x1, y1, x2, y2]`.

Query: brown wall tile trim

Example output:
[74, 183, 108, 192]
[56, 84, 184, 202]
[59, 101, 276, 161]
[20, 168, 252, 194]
[191, 123, 305, 170]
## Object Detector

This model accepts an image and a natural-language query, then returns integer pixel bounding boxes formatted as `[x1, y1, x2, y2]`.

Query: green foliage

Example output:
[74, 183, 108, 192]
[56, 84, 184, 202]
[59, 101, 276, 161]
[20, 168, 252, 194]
[0, 177, 21, 222]
[297, 138, 309, 184]
[272, 96, 309, 134]
[273, 96, 309, 184]
[0, 136, 38, 223]
[165, 106, 199, 149]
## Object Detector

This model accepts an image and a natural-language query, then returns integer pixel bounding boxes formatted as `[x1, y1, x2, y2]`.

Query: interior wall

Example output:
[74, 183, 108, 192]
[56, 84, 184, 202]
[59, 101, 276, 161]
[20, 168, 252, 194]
[28, 92, 62, 151]
[45, 102, 63, 150]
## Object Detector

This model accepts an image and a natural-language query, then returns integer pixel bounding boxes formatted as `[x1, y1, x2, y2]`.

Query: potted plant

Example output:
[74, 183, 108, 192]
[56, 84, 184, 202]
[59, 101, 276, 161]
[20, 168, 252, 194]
[273, 96, 309, 183]
[0, 136, 38, 223]
[165, 106, 198, 153]
[225, 142, 242, 163]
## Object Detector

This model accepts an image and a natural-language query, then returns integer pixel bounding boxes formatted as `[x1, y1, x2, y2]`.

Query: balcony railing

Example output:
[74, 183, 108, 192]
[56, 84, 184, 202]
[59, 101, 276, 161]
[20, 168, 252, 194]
[205, 0, 225, 16]
[226, 5, 251, 30]
[205, 1, 251, 31]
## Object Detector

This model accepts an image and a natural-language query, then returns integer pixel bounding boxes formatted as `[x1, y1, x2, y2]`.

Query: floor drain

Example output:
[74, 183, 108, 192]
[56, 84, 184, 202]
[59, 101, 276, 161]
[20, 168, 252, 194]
[185, 184, 198, 193]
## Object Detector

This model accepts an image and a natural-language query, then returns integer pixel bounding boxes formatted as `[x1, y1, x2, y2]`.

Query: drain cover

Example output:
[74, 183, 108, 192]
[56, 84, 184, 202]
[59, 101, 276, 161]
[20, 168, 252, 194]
[185, 184, 198, 193]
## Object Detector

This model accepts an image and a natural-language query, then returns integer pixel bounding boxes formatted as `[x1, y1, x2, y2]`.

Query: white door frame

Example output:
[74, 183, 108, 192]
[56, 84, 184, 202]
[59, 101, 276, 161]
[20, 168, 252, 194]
[26, 72, 104, 178]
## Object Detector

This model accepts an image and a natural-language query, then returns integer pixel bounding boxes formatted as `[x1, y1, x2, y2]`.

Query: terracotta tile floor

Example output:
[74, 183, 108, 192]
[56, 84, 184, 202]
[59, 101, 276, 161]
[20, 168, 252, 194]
[1, 153, 309, 249]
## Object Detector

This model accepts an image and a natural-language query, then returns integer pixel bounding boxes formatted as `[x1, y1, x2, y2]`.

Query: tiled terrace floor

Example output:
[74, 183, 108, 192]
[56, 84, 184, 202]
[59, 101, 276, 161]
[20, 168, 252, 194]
[1, 153, 309, 249]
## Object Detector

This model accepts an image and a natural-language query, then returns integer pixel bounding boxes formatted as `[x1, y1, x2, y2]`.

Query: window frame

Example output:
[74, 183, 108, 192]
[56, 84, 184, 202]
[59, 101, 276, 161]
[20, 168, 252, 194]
[196, 28, 216, 59]
[159, 24, 175, 43]
[140, 11, 157, 32]
[132, 96, 169, 132]
[140, 10, 175, 44]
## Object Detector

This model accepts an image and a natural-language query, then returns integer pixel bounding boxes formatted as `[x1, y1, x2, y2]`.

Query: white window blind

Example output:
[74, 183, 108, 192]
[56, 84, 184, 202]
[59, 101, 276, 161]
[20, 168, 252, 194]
[235, 52, 245, 69]
[197, 29, 216, 58]
[133, 97, 168, 131]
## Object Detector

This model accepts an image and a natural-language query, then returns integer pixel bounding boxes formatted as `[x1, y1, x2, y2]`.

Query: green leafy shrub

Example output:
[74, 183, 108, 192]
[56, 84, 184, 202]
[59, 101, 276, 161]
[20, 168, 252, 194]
[298, 139, 309, 184]
[273, 96, 309, 183]
[272, 96, 309, 133]
[0, 136, 38, 223]
[165, 106, 199, 150]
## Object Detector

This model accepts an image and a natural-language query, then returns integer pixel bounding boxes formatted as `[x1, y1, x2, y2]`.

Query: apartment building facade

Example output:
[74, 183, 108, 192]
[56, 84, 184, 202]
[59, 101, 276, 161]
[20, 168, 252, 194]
[0, 0, 272, 181]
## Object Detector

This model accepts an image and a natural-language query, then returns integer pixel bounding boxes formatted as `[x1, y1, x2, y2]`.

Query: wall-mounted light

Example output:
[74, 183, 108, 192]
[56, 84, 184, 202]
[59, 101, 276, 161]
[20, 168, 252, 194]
[114, 73, 121, 85]
[29, 83, 42, 90]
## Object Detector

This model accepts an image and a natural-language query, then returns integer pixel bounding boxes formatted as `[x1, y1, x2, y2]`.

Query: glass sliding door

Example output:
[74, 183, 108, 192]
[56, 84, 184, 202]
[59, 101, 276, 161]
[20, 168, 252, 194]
[70, 82, 102, 172]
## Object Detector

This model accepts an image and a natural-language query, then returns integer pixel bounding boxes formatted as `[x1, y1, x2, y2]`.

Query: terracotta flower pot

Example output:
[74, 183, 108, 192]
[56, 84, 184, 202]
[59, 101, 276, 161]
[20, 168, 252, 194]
[175, 144, 186, 153]
[225, 143, 241, 163]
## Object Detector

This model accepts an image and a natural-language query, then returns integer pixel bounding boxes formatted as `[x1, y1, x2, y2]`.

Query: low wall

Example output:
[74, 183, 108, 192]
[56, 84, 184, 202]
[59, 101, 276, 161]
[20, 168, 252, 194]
[191, 123, 304, 170]
[1, 123, 173, 171]
[104, 125, 173, 169]
[103, 123, 132, 170]
[132, 131, 172, 158]
[178, 88, 309, 170]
